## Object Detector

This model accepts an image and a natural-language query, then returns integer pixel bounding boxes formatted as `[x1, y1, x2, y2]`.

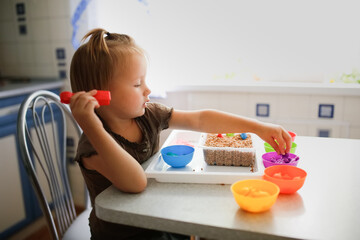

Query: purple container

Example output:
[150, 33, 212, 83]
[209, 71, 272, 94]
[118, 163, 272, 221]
[262, 152, 300, 168]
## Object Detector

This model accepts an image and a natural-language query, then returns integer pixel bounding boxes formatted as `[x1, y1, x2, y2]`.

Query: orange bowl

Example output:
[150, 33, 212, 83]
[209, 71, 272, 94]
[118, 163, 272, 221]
[231, 179, 280, 213]
[263, 165, 307, 194]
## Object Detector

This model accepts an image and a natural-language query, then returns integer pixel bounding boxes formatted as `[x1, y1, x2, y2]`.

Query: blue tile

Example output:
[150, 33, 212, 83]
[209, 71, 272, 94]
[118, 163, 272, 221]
[59, 70, 67, 79]
[19, 25, 27, 35]
[256, 103, 270, 117]
[67, 157, 76, 164]
[318, 129, 330, 138]
[56, 48, 66, 60]
[318, 104, 334, 118]
[16, 3, 25, 15]
[66, 137, 75, 147]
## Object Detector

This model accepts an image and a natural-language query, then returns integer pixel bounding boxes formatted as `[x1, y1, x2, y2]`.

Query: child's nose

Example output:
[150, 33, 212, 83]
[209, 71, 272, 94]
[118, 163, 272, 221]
[144, 85, 151, 96]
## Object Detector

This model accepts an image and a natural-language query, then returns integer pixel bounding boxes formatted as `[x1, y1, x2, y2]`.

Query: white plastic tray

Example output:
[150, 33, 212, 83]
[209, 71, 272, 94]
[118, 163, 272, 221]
[145, 130, 266, 184]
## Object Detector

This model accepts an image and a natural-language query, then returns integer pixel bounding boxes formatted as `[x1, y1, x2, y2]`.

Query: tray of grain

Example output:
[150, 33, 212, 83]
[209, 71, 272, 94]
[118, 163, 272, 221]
[145, 130, 266, 184]
[198, 133, 256, 167]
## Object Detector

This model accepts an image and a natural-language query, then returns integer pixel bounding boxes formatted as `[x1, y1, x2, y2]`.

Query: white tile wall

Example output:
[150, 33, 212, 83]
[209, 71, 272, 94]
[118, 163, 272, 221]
[31, 18, 51, 42]
[49, 18, 72, 41]
[28, 0, 50, 19]
[32, 43, 56, 77]
[0, 21, 17, 43]
[15, 23, 33, 43]
[33, 42, 53, 65]
[0, 43, 18, 65]
[0, 0, 13, 21]
[48, 0, 71, 18]
[0, 0, 75, 79]
[17, 42, 34, 65]
[0, 43, 18, 76]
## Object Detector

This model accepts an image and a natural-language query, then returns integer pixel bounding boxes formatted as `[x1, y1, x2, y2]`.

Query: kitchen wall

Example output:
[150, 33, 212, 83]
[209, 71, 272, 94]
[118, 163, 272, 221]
[0, 0, 96, 207]
[0, 0, 71, 80]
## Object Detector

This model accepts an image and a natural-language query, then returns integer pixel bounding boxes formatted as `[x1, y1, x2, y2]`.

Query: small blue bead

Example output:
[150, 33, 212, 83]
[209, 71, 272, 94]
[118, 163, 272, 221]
[240, 133, 247, 140]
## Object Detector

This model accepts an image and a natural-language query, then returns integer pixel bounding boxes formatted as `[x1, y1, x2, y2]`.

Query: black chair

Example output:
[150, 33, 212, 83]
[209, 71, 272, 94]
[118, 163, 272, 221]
[17, 90, 91, 240]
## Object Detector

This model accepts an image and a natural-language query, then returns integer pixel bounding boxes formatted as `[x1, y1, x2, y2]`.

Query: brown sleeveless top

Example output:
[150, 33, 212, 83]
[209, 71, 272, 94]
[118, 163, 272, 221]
[74, 102, 173, 239]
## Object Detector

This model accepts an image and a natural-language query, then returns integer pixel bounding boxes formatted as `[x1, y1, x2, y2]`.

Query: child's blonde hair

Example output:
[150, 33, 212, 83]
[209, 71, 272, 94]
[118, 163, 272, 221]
[70, 28, 146, 92]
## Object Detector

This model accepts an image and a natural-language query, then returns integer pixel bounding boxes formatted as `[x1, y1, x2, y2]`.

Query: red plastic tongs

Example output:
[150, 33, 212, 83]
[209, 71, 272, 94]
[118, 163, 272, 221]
[60, 90, 111, 105]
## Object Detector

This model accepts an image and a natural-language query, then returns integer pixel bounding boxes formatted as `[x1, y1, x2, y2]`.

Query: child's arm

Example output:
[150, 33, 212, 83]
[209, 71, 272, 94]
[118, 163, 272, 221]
[70, 90, 147, 193]
[169, 109, 292, 155]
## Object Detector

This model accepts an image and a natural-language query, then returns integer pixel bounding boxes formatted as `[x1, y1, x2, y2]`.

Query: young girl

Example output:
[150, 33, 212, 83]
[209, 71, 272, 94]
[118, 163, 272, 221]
[69, 28, 292, 240]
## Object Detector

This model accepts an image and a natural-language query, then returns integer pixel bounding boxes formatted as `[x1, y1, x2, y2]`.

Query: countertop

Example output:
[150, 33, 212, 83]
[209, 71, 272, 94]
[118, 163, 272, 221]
[95, 135, 360, 240]
[0, 78, 64, 99]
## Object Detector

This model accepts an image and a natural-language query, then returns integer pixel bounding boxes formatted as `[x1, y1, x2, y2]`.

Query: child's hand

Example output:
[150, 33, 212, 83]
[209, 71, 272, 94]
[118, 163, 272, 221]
[69, 90, 102, 132]
[257, 122, 292, 155]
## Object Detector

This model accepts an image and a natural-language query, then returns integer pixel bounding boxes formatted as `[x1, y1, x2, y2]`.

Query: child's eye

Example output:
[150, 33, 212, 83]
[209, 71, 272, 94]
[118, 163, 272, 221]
[134, 84, 141, 87]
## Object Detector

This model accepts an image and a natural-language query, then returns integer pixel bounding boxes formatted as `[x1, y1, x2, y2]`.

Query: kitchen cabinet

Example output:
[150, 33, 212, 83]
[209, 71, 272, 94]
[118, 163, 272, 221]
[0, 82, 62, 239]
[0, 124, 32, 239]
[159, 83, 360, 139]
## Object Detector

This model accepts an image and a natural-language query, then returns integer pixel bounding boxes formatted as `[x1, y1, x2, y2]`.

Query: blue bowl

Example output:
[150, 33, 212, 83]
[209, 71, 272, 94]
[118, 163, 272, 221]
[161, 145, 195, 168]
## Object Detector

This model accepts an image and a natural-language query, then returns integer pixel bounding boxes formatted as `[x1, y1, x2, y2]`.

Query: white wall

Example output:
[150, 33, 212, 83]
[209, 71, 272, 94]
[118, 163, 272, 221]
[95, 0, 360, 92]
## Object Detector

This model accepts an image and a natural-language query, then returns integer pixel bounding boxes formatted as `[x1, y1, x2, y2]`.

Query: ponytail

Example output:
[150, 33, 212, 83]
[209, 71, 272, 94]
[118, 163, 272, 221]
[81, 28, 136, 61]
[70, 28, 145, 92]
[82, 28, 110, 61]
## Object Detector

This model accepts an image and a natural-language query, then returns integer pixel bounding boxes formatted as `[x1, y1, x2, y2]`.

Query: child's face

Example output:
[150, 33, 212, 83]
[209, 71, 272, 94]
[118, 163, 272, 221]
[107, 53, 151, 119]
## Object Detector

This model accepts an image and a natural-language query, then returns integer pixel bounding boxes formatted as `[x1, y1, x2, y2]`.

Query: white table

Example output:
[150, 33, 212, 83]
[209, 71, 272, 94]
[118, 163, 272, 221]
[95, 134, 360, 240]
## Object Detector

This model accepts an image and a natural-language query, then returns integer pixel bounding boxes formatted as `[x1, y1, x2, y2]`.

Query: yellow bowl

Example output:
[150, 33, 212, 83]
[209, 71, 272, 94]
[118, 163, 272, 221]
[231, 179, 280, 213]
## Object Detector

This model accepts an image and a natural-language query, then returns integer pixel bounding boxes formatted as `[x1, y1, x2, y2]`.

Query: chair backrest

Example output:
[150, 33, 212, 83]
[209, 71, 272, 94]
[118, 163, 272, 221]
[17, 90, 83, 240]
